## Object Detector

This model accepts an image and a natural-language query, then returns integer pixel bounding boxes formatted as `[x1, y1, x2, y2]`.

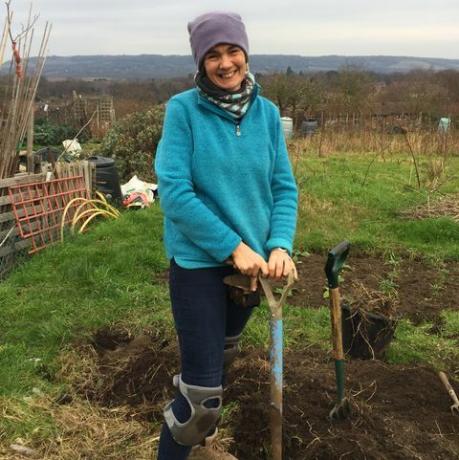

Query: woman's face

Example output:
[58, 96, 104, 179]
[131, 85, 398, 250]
[203, 44, 247, 92]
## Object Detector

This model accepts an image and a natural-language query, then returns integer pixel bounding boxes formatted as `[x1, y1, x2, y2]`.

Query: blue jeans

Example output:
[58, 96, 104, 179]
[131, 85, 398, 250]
[157, 259, 257, 459]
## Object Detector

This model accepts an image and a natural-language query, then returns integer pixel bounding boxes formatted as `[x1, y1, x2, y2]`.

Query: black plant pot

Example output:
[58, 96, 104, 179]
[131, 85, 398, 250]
[341, 303, 397, 360]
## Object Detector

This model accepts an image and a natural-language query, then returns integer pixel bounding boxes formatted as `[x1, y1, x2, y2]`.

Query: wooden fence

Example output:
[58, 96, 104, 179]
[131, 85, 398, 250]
[288, 111, 457, 133]
[0, 173, 46, 278]
[0, 162, 94, 279]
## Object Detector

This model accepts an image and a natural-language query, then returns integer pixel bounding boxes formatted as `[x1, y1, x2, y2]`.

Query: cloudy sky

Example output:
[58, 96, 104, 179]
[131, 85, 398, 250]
[9, 0, 459, 59]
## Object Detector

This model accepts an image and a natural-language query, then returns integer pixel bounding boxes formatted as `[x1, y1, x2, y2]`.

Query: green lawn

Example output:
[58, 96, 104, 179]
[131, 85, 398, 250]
[0, 207, 171, 397]
[294, 154, 459, 259]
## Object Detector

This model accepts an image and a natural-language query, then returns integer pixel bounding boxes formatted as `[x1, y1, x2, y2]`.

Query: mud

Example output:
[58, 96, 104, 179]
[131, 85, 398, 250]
[290, 252, 459, 323]
[84, 330, 179, 424]
[77, 252, 459, 458]
[75, 329, 459, 460]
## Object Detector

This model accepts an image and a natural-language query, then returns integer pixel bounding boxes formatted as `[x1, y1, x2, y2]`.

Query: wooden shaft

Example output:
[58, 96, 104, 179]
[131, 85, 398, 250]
[26, 108, 34, 173]
[439, 371, 459, 405]
[259, 274, 296, 460]
[270, 396, 282, 460]
[329, 288, 344, 360]
[270, 318, 283, 460]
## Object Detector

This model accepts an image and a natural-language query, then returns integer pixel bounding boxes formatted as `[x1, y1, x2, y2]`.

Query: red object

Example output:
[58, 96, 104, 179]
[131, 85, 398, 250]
[9, 175, 89, 254]
[12, 41, 23, 79]
[122, 191, 150, 208]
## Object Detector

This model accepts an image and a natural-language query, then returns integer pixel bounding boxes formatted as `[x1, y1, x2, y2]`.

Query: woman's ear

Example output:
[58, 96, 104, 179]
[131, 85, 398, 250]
[198, 63, 206, 77]
[245, 62, 250, 74]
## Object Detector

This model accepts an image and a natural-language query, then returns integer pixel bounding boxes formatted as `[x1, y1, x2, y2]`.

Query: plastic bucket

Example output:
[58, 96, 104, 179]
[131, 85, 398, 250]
[301, 119, 318, 136]
[281, 117, 293, 139]
[341, 303, 397, 360]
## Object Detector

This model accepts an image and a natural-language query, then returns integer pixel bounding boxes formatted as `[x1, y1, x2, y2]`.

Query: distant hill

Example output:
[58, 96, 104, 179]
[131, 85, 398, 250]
[4, 54, 459, 80]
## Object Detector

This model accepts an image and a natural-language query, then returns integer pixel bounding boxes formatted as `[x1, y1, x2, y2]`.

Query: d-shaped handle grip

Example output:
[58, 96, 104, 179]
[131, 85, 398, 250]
[325, 241, 350, 289]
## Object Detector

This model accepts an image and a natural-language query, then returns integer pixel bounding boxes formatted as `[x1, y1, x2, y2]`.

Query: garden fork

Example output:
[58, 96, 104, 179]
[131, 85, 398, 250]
[325, 241, 351, 420]
[438, 371, 459, 415]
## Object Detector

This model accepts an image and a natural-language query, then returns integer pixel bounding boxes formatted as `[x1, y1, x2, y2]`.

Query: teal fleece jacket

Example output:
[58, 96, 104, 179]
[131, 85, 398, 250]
[154, 86, 298, 268]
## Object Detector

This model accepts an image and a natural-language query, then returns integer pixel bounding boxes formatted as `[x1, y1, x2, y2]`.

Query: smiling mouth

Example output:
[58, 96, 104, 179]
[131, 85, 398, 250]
[218, 70, 237, 79]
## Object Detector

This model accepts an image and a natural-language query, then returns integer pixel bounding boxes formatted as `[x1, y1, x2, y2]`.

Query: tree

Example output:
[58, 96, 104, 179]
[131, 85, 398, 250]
[261, 73, 291, 115]
[99, 106, 165, 182]
[335, 66, 375, 113]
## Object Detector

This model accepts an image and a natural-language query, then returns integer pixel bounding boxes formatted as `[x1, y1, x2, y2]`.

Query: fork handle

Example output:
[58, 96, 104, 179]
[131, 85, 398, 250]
[439, 371, 459, 405]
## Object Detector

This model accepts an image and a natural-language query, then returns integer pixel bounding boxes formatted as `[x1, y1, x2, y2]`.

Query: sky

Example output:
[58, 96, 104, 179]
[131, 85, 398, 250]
[7, 0, 459, 59]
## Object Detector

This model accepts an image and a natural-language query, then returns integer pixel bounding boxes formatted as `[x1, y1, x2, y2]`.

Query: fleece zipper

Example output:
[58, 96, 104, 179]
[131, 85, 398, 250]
[235, 123, 241, 137]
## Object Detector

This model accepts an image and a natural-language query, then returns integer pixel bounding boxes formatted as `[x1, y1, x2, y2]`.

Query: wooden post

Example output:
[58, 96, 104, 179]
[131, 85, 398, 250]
[26, 108, 34, 173]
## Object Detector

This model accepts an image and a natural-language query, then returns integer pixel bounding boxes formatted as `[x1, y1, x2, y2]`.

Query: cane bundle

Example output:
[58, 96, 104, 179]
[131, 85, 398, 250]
[0, 1, 51, 179]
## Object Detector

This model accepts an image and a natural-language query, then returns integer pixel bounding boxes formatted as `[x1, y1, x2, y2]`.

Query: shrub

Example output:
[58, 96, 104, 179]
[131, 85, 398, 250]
[34, 119, 89, 146]
[99, 106, 164, 182]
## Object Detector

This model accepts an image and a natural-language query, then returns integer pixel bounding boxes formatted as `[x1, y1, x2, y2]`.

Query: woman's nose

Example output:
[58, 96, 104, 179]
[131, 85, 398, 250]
[219, 53, 232, 69]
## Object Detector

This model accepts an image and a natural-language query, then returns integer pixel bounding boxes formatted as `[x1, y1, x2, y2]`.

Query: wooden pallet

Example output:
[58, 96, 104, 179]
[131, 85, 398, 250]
[0, 174, 46, 276]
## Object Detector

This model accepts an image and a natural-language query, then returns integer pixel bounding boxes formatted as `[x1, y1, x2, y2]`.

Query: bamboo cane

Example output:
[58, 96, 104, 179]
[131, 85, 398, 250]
[0, 2, 50, 180]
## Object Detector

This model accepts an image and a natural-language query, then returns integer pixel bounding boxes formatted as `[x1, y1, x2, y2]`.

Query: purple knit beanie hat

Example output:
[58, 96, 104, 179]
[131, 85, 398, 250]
[187, 12, 249, 68]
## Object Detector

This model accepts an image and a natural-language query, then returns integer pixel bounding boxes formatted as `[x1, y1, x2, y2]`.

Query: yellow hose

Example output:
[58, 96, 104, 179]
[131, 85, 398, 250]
[78, 210, 113, 233]
[71, 207, 119, 233]
[74, 200, 97, 221]
[90, 196, 121, 217]
[71, 208, 97, 233]
[61, 194, 120, 242]
[61, 197, 94, 242]
[95, 191, 107, 203]
[84, 199, 120, 217]
[94, 191, 121, 216]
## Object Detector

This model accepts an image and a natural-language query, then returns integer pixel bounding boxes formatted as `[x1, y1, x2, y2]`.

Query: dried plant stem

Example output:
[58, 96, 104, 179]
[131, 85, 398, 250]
[403, 133, 421, 189]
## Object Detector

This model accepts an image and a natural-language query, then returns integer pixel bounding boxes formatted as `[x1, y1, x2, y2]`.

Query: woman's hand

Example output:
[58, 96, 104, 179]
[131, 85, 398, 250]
[231, 242, 269, 291]
[268, 248, 298, 281]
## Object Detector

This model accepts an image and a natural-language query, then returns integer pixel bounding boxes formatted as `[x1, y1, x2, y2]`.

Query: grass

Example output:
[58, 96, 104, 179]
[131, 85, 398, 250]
[293, 153, 459, 259]
[386, 318, 459, 368]
[441, 310, 459, 338]
[245, 303, 459, 369]
[0, 150, 458, 451]
[0, 207, 171, 397]
[242, 304, 331, 350]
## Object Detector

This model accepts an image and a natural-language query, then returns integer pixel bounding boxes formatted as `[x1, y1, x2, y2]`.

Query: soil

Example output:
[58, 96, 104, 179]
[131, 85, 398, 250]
[155, 251, 459, 323]
[289, 252, 459, 323]
[74, 328, 459, 460]
[71, 251, 459, 457]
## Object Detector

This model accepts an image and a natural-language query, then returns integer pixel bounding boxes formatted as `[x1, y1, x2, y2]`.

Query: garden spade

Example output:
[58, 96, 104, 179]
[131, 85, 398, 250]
[325, 241, 351, 420]
[259, 271, 295, 460]
[223, 271, 295, 460]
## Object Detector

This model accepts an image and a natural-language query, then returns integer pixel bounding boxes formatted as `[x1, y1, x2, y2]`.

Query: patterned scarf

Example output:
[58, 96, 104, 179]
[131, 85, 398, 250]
[195, 71, 256, 119]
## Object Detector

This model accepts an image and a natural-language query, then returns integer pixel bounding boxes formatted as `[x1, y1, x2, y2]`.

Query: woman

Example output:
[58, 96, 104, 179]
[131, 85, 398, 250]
[155, 11, 298, 460]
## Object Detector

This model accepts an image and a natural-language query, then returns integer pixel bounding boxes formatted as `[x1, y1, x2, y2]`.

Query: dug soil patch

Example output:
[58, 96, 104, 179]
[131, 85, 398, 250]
[68, 328, 459, 459]
[289, 252, 459, 323]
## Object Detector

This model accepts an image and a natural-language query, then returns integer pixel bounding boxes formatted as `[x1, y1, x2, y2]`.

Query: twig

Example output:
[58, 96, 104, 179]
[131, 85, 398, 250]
[57, 109, 98, 162]
[361, 153, 378, 187]
[403, 132, 421, 189]
[434, 420, 444, 438]
[0, 226, 15, 248]
[351, 379, 377, 399]
[5, 1, 39, 43]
